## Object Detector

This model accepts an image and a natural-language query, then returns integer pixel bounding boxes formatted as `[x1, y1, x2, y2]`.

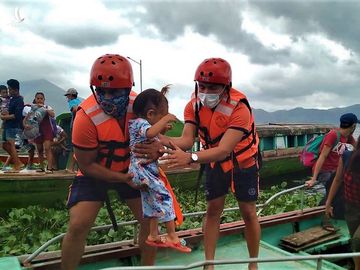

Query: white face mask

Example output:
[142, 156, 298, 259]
[198, 92, 221, 108]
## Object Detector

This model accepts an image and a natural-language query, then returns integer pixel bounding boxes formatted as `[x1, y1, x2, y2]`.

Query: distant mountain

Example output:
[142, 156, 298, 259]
[20, 79, 83, 116]
[253, 105, 360, 125]
[17, 79, 360, 125]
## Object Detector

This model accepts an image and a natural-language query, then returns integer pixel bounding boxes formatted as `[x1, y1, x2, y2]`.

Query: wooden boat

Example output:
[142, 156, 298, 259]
[4, 185, 357, 270]
[0, 113, 335, 212]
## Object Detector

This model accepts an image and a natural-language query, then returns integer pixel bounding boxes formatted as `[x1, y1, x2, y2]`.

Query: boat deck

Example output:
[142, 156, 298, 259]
[75, 218, 348, 270]
[154, 236, 344, 270]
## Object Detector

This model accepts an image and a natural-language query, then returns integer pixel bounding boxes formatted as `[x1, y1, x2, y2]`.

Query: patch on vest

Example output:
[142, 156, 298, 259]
[215, 115, 227, 128]
[248, 188, 256, 196]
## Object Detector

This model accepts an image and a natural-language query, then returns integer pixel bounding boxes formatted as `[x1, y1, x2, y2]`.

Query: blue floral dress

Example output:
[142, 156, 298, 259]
[129, 118, 175, 222]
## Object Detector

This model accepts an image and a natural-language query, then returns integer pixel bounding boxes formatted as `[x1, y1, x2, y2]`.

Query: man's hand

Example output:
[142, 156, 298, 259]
[133, 140, 164, 162]
[325, 203, 334, 218]
[305, 177, 316, 187]
[159, 141, 192, 168]
[120, 173, 148, 191]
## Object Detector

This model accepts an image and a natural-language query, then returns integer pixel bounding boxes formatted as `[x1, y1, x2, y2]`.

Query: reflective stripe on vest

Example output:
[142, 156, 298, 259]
[79, 92, 136, 172]
[191, 88, 259, 172]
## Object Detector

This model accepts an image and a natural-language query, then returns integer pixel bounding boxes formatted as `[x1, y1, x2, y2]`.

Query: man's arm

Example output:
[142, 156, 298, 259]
[325, 158, 344, 217]
[159, 122, 196, 151]
[1, 113, 14, 121]
[74, 147, 135, 186]
[56, 130, 67, 145]
[306, 145, 332, 187]
[160, 128, 244, 166]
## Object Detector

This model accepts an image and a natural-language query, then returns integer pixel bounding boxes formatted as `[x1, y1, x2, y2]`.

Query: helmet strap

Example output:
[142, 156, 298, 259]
[194, 83, 201, 151]
[90, 85, 100, 104]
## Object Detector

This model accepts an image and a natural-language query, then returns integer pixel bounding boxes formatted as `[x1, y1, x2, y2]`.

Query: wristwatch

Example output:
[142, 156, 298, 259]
[190, 153, 199, 163]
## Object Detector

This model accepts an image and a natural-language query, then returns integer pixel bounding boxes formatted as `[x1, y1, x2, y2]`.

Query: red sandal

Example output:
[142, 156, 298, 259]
[167, 241, 192, 253]
[145, 236, 168, 248]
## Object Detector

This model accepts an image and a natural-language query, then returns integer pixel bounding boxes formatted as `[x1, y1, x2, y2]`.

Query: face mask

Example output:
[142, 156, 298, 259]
[97, 91, 129, 118]
[198, 92, 221, 108]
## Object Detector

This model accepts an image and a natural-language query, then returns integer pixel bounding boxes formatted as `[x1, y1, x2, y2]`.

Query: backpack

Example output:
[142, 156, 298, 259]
[23, 105, 48, 140]
[299, 130, 340, 167]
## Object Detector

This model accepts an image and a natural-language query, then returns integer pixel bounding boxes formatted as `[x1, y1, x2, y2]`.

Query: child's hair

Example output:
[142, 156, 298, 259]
[0, 85, 7, 92]
[133, 85, 171, 118]
[33, 92, 45, 104]
[35, 92, 45, 98]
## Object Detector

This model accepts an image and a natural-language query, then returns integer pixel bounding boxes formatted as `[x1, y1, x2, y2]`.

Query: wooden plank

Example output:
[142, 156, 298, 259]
[280, 233, 341, 252]
[281, 226, 337, 247]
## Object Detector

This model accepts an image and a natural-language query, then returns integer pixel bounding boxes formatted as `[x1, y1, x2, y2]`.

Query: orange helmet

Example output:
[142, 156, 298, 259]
[90, 54, 134, 89]
[194, 58, 232, 86]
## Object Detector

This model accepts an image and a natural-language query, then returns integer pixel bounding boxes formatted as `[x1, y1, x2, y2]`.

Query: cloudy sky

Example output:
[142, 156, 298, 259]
[1, 0, 359, 120]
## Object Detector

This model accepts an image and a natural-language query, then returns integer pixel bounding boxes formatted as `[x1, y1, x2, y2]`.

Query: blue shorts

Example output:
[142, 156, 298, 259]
[204, 163, 259, 202]
[3, 127, 22, 141]
[67, 176, 141, 209]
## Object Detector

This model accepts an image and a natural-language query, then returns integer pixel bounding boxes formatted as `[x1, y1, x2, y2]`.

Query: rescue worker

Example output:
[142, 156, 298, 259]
[61, 54, 156, 270]
[159, 58, 261, 270]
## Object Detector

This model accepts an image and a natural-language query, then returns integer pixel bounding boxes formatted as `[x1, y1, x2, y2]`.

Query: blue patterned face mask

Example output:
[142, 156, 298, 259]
[97, 90, 130, 118]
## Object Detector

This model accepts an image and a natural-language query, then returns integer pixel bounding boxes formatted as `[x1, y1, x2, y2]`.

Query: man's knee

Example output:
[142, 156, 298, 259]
[239, 203, 257, 223]
[206, 205, 223, 218]
[67, 218, 93, 239]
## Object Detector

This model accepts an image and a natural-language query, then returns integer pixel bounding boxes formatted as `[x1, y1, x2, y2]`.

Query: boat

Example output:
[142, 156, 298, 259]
[0, 113, 336, 212]
[4, 184, 358, 270]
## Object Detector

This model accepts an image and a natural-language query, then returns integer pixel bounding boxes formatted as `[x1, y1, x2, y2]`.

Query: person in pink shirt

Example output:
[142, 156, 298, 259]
[306, 113, 358, 189]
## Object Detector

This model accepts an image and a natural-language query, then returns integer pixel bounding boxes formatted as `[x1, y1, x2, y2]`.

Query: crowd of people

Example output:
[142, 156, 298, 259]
[0, 79, 79, 173]
[2, 53, 359, 270]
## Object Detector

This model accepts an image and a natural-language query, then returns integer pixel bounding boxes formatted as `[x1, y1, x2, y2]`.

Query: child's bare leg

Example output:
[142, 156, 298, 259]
[147, 218, 159, 241]
[165, 220, 180, 243]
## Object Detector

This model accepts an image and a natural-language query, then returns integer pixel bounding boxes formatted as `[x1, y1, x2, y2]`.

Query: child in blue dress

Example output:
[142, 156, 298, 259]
[129, 86, 191, 253]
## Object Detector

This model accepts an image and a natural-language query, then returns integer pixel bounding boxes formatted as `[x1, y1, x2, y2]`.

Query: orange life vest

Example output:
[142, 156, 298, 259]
[191, 88, 259, 173]
[159, 168, 183, 226]
[78, 92, 183, 224]
[78, 91, 137, 174]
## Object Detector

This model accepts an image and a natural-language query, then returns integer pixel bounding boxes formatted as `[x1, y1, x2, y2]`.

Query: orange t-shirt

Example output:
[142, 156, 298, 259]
[72, 109, 99, 150]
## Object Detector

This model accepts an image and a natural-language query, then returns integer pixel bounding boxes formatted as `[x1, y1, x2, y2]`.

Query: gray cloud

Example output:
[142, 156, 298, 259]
[4, 1, 129, 48]
[2, 0, 360, 113]
[113, 1, 292, 65]
[249, 1, 360, 55]
[32, 25, 122, 48]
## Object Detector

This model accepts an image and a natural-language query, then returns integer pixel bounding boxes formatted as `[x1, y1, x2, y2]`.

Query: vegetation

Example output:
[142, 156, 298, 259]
[0, 182, 321, 257]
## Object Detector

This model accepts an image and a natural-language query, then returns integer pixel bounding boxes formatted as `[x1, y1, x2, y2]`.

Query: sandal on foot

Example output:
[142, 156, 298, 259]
[145, 236, 168, 248]
[321, 220, 336, 232]
[167, 241, 192, 253]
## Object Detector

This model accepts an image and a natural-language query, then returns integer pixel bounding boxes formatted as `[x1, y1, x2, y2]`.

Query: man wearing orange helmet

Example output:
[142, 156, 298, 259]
[61, 54, 156, 269]
[160, 58, 261, 270]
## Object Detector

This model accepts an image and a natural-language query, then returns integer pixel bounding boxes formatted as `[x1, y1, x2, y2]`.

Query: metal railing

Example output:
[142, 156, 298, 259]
[24, 184, 308, 264]
[99, 252, 360, 270]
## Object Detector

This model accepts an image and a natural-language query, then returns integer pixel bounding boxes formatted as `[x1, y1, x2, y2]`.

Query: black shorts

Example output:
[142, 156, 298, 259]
[67, 176, 140, 209]
[204, 162, 259, 202]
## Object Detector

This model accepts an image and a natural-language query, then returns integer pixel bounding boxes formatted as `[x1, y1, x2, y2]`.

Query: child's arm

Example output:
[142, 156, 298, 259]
[23, 113, 31, 129]
[146, 113, 177, 139]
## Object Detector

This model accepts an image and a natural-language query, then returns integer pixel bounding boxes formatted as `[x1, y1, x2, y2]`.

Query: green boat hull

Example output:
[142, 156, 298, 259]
[0, 156, 307, 214]
[17, 207, 350, 270]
